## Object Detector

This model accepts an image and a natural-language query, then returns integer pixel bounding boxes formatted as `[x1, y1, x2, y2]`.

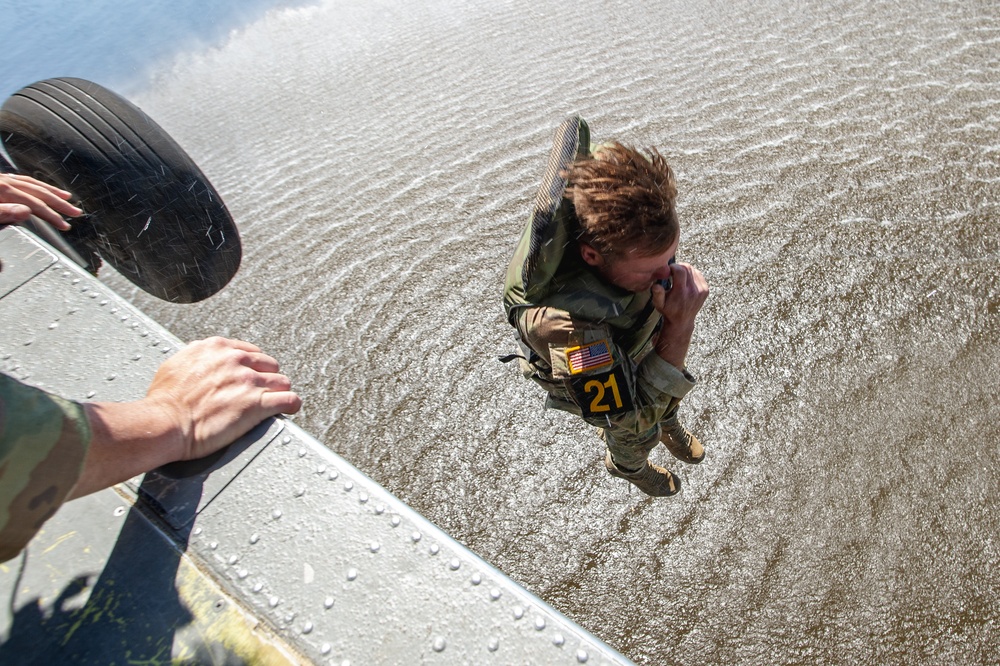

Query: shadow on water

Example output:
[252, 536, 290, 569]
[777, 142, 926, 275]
[0, 0, 320, 100]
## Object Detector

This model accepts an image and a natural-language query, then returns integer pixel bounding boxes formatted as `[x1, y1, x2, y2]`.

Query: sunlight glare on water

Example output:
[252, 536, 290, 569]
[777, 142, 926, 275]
[9, 0, 999, 663]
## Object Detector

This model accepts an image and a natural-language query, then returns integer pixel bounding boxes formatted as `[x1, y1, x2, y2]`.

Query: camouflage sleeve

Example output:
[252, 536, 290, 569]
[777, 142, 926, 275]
[0, 374, 91, 562]
[515, 306, 695, 435]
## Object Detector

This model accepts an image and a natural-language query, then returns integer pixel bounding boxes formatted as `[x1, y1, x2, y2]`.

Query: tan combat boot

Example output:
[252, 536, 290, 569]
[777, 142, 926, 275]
[604, 451, 681, 497]
[660, 415, 705, 464]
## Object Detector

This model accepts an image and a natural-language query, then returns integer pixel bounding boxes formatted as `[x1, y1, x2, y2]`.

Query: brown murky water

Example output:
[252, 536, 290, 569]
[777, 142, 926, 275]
[76, 0, 1000, 663]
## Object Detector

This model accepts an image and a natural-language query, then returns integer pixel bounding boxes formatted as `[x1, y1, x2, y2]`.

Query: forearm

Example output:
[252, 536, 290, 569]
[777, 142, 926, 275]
[654, 322, 694, 369]
[68, 399, 184, 499]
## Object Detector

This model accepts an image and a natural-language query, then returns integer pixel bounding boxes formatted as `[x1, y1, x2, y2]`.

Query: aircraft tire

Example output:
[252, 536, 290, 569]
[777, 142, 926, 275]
[0, 77, 240, 302]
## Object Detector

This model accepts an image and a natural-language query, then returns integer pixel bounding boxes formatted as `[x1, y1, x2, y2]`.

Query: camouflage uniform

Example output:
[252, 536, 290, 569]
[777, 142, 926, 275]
[0, 374, 90, 562]
[502, 115, 695, 472]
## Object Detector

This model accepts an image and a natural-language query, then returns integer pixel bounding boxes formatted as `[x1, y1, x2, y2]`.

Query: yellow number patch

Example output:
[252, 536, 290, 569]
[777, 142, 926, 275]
[568, 366, 634, 417]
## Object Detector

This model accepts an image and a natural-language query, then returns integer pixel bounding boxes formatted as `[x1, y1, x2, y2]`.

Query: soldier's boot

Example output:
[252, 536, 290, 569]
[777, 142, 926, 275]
[604, 451, 681, 497]
[660, 415, 705, 464]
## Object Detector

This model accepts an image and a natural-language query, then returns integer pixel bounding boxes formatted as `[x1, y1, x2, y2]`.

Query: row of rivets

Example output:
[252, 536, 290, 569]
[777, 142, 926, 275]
[205, 531, 589, 664]
[179, 439, 598, 666]
[62, 267, 167, 366]
[294, 445, 430, 576]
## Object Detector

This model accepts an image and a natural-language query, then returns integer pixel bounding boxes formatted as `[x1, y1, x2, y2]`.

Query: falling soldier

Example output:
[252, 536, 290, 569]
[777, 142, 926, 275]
[502, 117, 709, 496]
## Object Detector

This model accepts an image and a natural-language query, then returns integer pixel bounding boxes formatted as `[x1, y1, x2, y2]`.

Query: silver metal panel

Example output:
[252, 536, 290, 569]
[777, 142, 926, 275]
[0, 228, 57, 299]
[0, 228, 181, 400]
[0, 482, 302, 664]
[190, 421, 624, 664]
[140, 418, 286, 530]
[0, 226, 633, 665]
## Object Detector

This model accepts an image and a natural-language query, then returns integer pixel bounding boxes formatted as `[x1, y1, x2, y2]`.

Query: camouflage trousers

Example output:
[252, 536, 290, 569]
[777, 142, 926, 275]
[598, 410, 680, 472]
[542, 388, 682, 473]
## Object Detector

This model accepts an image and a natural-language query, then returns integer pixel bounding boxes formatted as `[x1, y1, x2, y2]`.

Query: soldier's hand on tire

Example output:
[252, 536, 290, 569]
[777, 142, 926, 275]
[0, 173, 82, 229]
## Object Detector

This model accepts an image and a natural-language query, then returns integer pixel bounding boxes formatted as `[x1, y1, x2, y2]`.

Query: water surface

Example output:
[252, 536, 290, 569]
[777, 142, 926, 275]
[5, 1, 1000, 663]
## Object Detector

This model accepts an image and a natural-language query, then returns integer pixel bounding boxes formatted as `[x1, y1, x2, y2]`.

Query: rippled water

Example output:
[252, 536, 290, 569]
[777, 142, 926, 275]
[15, 0, 1000, 663]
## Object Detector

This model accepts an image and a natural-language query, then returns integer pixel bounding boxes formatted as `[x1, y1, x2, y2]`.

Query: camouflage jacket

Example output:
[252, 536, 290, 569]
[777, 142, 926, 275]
[502, 114, 694, 436]
[0, 374, 90, 562]
[504, 240, 695, 436]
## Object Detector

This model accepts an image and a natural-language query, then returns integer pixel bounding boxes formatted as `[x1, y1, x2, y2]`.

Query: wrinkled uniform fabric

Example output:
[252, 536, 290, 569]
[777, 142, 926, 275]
[504, 204, 696, 472]
[511, 252, 695, 470]
[0, 374, 90, 562]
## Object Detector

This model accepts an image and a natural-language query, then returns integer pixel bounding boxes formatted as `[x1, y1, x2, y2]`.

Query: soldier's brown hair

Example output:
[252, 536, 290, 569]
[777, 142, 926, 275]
[565, 142, 678, 258]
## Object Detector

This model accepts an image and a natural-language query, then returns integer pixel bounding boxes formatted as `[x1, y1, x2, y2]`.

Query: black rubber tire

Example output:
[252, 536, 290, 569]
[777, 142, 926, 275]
[0, 78, 240, 303]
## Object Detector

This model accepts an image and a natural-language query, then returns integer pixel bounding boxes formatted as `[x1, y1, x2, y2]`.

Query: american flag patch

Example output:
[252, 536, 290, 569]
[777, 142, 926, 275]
[566, 340, 613, 374]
